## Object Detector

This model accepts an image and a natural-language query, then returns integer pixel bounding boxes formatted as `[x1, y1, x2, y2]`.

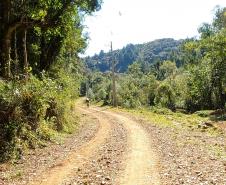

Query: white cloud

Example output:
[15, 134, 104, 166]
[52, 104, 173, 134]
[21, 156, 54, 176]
[83, 0, 226, 56]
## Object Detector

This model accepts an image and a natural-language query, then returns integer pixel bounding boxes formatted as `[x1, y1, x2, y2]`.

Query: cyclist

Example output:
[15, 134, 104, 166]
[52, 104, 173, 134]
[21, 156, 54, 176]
[86, 98, 90, 108]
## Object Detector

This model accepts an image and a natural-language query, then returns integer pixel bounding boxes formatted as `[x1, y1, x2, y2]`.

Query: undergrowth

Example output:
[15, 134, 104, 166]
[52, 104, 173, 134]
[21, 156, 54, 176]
[0, 71, 81, 162]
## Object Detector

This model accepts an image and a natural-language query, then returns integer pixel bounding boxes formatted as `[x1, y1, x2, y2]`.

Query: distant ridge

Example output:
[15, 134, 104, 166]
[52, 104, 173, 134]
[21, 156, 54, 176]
[84, 38, 183, 72]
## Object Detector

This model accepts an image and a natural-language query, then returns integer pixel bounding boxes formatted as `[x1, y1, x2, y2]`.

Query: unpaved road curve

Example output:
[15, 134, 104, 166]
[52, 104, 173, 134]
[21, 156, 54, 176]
[2, 104, 225, 185]
[29, 107, 111, 185]
[102, 110, 161, 185]
[29, 106, 160, 185]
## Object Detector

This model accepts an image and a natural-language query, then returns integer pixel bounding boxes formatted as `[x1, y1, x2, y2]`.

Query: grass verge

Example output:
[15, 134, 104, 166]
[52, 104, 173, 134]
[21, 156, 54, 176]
[111, 106, 226, 158]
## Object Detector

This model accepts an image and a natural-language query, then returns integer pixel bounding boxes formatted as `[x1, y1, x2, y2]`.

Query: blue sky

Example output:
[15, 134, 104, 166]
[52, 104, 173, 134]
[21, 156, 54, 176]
[83, 0, 226, 56]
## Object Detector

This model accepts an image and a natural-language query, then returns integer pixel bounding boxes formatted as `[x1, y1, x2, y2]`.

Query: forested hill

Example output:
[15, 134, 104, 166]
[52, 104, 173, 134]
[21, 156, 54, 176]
[84, 38, 183, 72]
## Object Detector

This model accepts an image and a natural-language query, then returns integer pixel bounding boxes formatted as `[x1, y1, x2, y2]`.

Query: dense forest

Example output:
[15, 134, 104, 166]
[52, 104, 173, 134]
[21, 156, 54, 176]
[84, 38, 183, 72]
[85, 7, 226, 112]
[0, 0, 101, 161]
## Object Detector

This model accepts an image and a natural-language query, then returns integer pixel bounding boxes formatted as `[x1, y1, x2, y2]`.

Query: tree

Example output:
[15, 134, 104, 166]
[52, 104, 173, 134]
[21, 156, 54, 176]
[197, 7, 226, 109]
[185, 60, 213, 112]
[201, 30, 226, 108]
[85, 39, 183, 73]
[127, 61, 142, 77]
[159, 60, 177, 80]
[198, 23, 214, 39]
[0, 0, 101, 79]
[155, 81, 176, 111]
[213, 7, 226, 31]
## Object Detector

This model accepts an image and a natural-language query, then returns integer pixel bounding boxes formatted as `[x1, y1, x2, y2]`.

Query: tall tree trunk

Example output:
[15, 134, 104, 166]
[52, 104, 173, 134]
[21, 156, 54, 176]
[39, 32, 47, 72]
[14, 30, 19, 76]
[23, 28, 28, 79]
[0, 0, 11, 79]
[1, 36, 12, 79]
[0, 23, 21, 78]
[39, 33, 63, 72]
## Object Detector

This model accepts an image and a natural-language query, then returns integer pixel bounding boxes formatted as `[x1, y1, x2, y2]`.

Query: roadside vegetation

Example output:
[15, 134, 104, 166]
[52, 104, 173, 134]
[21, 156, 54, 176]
[0, 0, 101, 162]
[86, 7, 226, 114]
[116, 107, 223, 134]
[114, 106, 226, 158]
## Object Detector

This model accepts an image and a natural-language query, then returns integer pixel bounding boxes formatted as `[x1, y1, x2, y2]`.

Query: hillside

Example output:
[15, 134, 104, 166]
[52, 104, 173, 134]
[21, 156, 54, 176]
[84, 38, 183, 72]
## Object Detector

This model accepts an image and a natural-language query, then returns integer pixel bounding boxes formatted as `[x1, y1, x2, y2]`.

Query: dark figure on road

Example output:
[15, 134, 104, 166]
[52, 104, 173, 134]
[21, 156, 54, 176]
[86, 98, 90, 108]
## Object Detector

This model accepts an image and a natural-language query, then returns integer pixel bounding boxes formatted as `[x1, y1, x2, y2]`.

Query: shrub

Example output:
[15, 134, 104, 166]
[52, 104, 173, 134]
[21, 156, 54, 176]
[0, 72, 80, 162]
[195, 110, 213, 117]
[150, 106, 173, 115]
[154, 82, 176, 111]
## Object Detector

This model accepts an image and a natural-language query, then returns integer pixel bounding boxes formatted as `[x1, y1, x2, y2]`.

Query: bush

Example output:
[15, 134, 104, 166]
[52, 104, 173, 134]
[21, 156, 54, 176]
[195, 110, 213, 117]
[184, 60, 212, 112]
[150, 106, 173, 115]
[117, 78, 142, 108]
[0, 72, 80, 162]
[154, 82, 176, 111]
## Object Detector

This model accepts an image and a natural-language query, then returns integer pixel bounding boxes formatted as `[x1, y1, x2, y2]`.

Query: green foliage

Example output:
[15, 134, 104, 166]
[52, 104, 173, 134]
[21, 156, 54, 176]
[85, 38, 183, 73]
[212, 7, 226, 31]
[87, 64, 158, 108]
[127, 61, 143, 77]
[87, 88, 95, 100]
[0, 0, 101, 162]
[117, 75, 142, 108]
[159, 60, 177, 80]
[87, 7, 226, 112]
[154, 81, 176, 111]
[171, 72, 188, 108]
[195, 110, 213, 117]
[84, 72, 111, 104]
[185, 60, 212, 111]
[0, 70, 81, 162]
[0, 0, 101, 78]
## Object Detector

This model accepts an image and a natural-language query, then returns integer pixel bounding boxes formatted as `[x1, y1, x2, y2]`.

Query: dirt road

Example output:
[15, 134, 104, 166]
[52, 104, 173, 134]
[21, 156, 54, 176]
[105, 111, 160, 185]
[28, 106, 160, 185]
[2, 104, 224, 185]
[30, 107, 112, 185]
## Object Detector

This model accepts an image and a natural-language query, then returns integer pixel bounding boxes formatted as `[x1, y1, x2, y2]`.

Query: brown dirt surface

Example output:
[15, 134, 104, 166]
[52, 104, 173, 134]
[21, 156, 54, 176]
[0, 105, 161, 185]
[60, 107, 161, 185]
[29, 107, 112, 185]
[2, 102, 224, 185]
[61, 109, 127, 185]
[105, 111, 161, 185]
[116, 110, 226, 185]
[0, 107, 100, 185]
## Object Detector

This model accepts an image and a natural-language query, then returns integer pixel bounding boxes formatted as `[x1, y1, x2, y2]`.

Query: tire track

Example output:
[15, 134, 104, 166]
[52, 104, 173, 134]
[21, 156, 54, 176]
[102, 110, 161, 185]
[29, 107, 111, 185]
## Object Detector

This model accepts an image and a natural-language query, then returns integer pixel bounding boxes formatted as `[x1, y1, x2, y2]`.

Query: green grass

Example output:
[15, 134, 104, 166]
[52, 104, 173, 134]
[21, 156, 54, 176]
[112, 106, 223, 136]
[114, 107, 199, 128]
[111, 106, 225, 158]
